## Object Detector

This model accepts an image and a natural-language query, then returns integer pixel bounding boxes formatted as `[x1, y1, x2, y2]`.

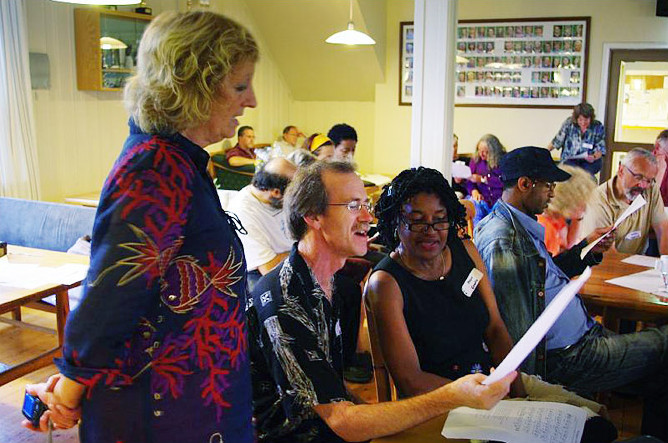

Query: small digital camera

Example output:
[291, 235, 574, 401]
[22, 392, 48, 427]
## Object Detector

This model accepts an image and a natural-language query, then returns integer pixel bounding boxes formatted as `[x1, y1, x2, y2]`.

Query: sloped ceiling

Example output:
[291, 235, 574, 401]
[244, 0, 386, 101]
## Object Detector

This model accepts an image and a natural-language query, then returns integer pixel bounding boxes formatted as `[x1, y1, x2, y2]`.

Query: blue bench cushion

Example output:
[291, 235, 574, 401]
[0, 197, 96, 252]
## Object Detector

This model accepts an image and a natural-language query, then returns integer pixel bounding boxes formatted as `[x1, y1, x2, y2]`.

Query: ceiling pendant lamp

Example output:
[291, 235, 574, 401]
[326, 0, 376, 46]
[50, 0, 140, 5]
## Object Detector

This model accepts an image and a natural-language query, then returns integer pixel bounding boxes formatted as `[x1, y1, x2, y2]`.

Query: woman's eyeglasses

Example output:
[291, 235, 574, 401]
[401, 217, 450, 233]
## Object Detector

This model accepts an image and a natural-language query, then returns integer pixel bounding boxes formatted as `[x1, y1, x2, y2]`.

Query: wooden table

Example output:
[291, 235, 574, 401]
[580, 251, 668, 329]
[64, 191, 100, 207]
[0, 245, 89, 385]
[371, 415, 464, 443]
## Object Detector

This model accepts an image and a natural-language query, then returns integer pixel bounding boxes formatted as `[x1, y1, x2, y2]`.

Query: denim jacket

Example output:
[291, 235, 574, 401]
[474, 200, 600, 376]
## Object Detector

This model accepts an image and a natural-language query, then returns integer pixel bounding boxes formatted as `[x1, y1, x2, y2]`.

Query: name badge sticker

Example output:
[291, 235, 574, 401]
[625, 230, 642, 241]
[582, 142, 594, 151]
[462, 268, 483, 297]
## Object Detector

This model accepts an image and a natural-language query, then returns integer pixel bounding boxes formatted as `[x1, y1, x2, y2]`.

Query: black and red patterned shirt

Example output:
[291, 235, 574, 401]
[247, 245, 350, 443]
[56, 120, 254, 443]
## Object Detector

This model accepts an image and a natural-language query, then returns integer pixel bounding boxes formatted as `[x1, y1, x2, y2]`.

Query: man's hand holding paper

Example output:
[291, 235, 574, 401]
[580, 194, 646, 259]
[586, 225, 615, 254]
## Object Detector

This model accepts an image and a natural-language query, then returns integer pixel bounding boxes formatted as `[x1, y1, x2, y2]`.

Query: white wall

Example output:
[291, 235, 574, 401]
[370, 0, 414, 177]
[26, 0, 293, 202]
[289, 100, 376, 172]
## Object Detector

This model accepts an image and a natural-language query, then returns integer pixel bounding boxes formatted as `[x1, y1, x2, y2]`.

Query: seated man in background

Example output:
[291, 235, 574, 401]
[327, 123, 357, 163]
[475, 146, 668, 440]
[228, 157, 296, 289]
[273, 124, 303, 157]
[226, 125, 257, 167]
[652, 130, 668, 205]
[247, 161, 515, 443]
[580, 147, 668, 255]
[451, 133, 470, 198]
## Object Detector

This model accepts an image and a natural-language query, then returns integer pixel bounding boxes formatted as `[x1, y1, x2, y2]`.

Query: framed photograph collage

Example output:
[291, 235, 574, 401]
[399, 17, 590, 108]
[399, 21, 415, 105]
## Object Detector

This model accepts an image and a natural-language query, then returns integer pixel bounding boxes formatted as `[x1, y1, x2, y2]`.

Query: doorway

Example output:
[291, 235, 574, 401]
[601, 48, 668, 181]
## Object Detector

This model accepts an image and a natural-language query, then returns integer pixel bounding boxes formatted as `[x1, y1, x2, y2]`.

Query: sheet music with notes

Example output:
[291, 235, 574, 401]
[442, 400, 586, 443]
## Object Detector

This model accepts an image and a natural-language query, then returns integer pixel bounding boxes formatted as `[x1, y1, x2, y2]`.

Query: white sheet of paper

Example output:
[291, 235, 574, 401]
[563, 152, 589, 161]
[622, 254, 658, 268]
[443, 400, 586, 443]
[451, 161, 472, 179]
[483, 267, 591, 385]
[0, 257, 89, 289]
[55, 264, 90, 285]
[580, 194, 646, 259]
[606, 268, 668, 298]
[0, 259, 41, 288]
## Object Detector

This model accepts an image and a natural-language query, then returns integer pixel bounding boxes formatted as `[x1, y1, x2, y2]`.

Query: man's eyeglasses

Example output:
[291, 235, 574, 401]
[328, 200, 373, 213]
[531, 180, 556, 191]
[401, 217, 450, 233]
[624, 165, 656, 186]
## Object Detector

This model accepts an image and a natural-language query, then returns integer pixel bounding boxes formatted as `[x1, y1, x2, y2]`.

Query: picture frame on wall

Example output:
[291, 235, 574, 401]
[399, 17, 590, 108]
[399, 21, 414, 106]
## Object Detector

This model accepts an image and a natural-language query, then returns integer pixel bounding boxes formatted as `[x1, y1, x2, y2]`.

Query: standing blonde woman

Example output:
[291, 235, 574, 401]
[23, 11, 258, 443]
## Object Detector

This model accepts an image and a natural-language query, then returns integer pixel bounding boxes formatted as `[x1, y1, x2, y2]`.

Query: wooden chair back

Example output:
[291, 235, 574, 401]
[363, 284, 398, 403]
[459, 198, 476, 237]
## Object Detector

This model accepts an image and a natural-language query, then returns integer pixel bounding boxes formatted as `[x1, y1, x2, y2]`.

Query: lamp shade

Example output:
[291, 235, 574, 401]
[326, 22, 376, 46]
[100, 37, 127, 50]
[51, 0, 140, 4]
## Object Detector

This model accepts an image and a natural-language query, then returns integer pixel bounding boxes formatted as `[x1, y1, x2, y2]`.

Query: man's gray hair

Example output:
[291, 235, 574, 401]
[621, 148, 657, 168]
[284, 161, 356, 240]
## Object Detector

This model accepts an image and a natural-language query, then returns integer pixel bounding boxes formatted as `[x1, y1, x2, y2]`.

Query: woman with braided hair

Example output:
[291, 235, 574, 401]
[365, 167, 617, 443]
[367, 166, 526, 398]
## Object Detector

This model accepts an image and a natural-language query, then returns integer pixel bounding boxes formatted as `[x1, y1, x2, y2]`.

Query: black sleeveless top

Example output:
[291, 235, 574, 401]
[373, 236, 492, 381]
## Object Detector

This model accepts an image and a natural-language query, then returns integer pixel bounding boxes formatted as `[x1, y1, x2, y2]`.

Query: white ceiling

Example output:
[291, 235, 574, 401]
[243, 0, 386, 101]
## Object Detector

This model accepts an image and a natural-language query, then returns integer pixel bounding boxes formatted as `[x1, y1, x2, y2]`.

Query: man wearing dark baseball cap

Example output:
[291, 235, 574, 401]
[475, 146, 668, 441]
[499, 145, 571, 183]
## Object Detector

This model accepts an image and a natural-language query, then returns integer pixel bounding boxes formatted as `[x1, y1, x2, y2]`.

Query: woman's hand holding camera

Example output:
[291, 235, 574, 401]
[22, 373, 82, 432]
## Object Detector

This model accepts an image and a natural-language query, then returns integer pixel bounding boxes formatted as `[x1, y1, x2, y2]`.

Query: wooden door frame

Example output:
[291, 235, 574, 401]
[597, 42, 668, 181]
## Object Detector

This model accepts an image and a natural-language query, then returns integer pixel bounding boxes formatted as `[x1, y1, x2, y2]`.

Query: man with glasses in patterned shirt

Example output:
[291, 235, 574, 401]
[247, 161, 515, 443]
[476, 146, 668, 441]
[581, 147, 668, 255]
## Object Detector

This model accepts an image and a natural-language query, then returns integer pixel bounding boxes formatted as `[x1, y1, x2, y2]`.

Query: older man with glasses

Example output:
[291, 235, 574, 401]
[581, 147, 668, 255]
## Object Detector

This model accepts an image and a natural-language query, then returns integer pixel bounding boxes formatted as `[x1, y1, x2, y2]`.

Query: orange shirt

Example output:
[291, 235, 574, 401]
[537, 214, 568, 256]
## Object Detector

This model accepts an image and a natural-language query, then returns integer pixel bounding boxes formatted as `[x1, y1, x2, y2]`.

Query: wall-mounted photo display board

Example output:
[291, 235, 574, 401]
[400, 17, 590, 108]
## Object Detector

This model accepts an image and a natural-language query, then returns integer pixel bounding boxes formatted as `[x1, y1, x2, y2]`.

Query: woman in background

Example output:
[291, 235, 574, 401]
[288, 133, 334, 165]
[548, 102, 606, 175]
[23, 11, 258, 443]
[537, 164, 596, 256]
[466, 134, 506, 224]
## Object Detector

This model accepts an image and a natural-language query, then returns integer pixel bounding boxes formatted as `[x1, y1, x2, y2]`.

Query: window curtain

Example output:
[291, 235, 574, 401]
[0, 0, 41, 199]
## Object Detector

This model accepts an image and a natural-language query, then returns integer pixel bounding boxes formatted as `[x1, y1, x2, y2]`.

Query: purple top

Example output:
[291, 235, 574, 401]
[465, 157, 503, 207]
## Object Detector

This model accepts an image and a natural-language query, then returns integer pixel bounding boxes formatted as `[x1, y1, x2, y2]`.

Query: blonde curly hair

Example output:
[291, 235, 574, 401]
[124, 11, 259, 135]
[546, 164, 596, 218]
